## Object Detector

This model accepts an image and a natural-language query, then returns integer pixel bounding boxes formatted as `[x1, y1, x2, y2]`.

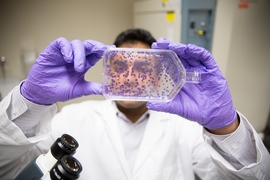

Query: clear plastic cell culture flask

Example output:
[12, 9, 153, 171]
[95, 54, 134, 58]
[102, 48, 200, 101]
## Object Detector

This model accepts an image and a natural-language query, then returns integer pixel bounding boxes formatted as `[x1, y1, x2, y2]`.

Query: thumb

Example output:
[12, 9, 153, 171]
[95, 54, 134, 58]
[83, 82, 103, 95]
[151, 38, 170, 49]
[73, 81, 103, 98]
[146, 101, 168, 112]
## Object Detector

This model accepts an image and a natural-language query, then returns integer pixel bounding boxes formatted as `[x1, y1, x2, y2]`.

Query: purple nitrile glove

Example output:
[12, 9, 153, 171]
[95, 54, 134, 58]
[147, 38, 237, 130]
[21, 37, 108, 105]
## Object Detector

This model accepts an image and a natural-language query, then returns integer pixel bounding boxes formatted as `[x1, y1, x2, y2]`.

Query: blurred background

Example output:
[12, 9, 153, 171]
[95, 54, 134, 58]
[0, 0, 269, 144]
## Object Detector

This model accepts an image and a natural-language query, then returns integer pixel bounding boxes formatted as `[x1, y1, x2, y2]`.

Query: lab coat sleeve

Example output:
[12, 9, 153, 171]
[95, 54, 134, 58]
[0, 86, 57, 179]
[203, 113, 270, 179]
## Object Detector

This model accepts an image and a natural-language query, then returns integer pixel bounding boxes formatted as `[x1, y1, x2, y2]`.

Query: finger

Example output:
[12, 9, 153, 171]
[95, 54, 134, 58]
[146, 101, 168, 112]
[108, 45, 116, 48]
[86, 82, 103, 95]
[77, 81, 103, 97]
[155, 39, 208, 69]
[51, 37, 73, 62]
[71, 40, 86, 72]
[162, 41, 205, 69]
[152, 38, 191, 68]
[151, 38, 171, 49]
[83, 40, 108, 67]
[184, 44, 217, 69]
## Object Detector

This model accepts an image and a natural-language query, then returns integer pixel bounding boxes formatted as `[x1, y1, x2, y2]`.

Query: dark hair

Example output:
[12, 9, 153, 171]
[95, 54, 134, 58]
[113, 28, 156, 47]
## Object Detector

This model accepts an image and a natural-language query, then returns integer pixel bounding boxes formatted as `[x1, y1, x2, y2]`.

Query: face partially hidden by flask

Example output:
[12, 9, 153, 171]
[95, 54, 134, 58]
[112, 41, 160, 109]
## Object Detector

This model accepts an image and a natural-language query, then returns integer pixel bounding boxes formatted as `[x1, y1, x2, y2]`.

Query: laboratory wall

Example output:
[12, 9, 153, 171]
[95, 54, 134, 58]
[132, 0, 270, 132]
[0, 0, 134, 108]
[211, 0, 270, 132]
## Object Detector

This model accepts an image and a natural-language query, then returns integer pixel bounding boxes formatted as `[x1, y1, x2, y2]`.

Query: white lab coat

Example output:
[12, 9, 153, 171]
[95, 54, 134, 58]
[0, 90, 270, 180]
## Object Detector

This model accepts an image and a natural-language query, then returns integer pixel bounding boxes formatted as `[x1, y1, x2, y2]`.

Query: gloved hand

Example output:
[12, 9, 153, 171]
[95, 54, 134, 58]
[147, 38, 237, 130]
[21, 37, 108, 105]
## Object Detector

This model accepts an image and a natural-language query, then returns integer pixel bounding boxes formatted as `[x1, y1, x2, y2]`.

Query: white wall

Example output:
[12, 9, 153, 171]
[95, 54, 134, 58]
[133, 0, 270, 132]
[212, 0, 270, 132]
[133, 0, 181, 42]
[0, 0, 134, 109]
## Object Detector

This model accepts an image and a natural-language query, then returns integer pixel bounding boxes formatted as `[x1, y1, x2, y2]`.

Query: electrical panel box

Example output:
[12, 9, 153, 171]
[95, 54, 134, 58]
[181, 0, 217, 51]
[133, 0, 216, 51]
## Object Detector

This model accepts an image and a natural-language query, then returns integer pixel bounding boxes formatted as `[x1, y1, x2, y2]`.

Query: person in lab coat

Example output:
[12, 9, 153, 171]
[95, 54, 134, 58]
[0, 28, 269, 180]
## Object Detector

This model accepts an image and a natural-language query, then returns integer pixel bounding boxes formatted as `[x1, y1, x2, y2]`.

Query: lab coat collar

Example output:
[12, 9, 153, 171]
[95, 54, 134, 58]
[101, 100, 167, 178]
[101, 100, 132, 179]
[132, 110, 167, 175]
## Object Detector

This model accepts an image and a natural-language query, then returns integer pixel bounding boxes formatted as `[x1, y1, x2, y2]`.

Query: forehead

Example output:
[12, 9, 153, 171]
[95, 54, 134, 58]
[110, 50, 157, 65]
[119, 41, 151, 49]
[112, 41, 152, 63]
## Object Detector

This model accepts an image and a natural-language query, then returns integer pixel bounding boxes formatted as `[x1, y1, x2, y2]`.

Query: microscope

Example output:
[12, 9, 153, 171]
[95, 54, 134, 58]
[15, 134, 83, 180]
